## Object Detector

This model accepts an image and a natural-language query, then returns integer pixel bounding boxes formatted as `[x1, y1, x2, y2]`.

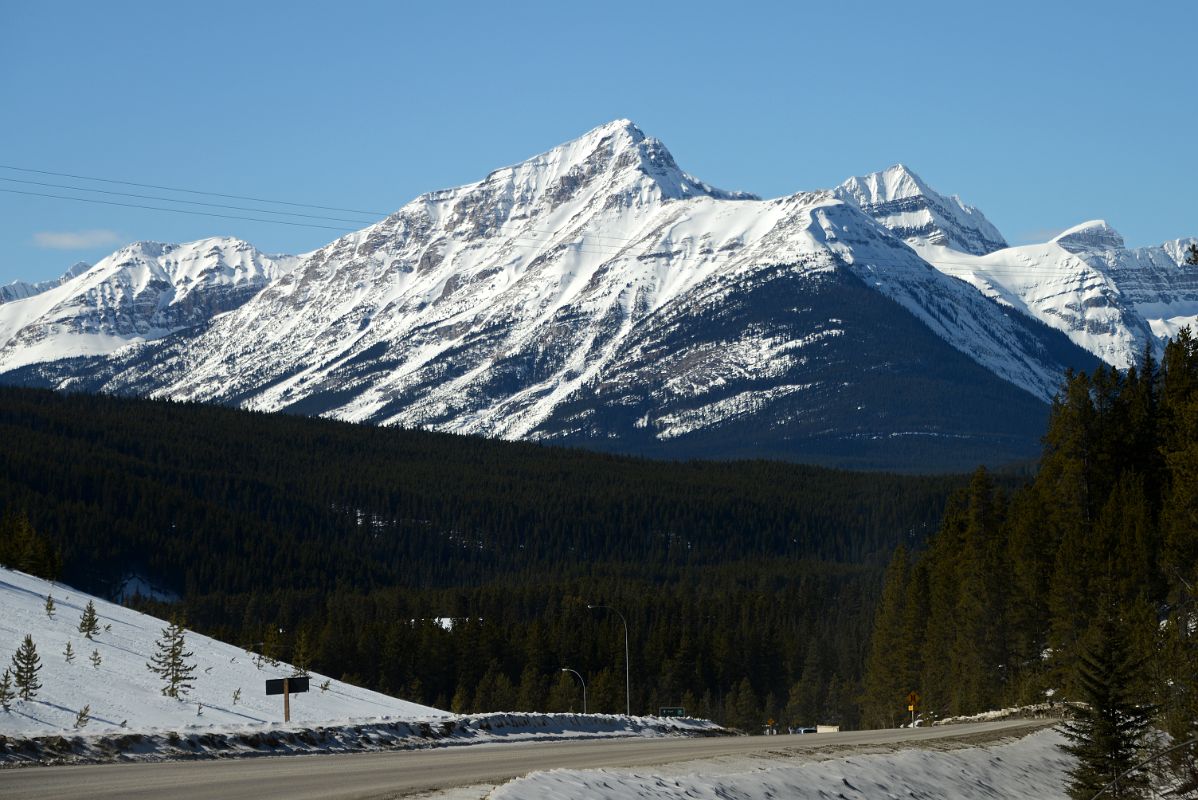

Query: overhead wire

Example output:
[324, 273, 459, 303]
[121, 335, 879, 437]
[2, 163, 1177, 274]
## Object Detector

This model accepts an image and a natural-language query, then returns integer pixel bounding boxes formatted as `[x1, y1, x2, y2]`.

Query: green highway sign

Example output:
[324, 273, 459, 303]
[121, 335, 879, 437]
[658, 707, 685, 717]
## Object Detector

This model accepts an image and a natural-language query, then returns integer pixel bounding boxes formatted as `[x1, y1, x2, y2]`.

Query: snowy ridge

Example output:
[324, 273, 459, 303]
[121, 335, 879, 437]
[835, 164, 1008, 256]
[0, 121, 1119, 466]
[912, 220, 1198, 369]
[0, 262, 90, 305]
[0, 238, 299, 372]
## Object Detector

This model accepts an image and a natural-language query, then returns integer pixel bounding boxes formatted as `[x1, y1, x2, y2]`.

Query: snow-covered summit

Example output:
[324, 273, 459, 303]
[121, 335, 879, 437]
[0, 261, 91, 305]
[1051, 220, 1125, 253]
[835, 164, 1008, 256]
[1162, 237, 1198, 266]
[0, 237, 299, 372]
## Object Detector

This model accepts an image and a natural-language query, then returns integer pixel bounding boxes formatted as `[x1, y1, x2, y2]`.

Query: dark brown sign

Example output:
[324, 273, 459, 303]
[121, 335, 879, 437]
[266, 676, 310, 696]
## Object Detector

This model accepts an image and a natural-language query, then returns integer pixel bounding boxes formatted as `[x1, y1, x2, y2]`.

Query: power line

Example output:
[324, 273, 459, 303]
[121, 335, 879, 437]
[0, 164, 388, 217]
[0, 188, 360, 233]
[0, 177, 381, 225]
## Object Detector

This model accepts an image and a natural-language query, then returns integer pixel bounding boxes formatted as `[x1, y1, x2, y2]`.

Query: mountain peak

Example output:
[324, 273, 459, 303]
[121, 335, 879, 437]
[1052, 220, 1125, 253]
[834, 166, 1007, 256]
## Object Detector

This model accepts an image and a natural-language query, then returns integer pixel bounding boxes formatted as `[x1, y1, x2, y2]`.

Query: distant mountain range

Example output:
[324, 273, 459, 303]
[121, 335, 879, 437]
[2, 120, 1194, 469]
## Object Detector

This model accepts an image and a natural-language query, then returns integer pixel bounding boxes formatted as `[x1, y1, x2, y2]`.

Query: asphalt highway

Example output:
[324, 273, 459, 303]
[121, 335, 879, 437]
[0, 718, 1054, 800]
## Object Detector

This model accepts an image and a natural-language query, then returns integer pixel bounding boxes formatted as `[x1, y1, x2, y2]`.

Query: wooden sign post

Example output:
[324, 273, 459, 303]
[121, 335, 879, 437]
[266, 676, 310, 723]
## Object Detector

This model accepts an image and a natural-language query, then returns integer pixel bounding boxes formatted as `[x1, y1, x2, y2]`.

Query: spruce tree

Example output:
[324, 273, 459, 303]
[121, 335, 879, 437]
[44, 594, 55, 619]
[291, 630, 311, 677]
[0, 667, 13, 711]
[1185, 242, 1198, 266]
[11, 634, 42, 700]
[146, 618, 196, 698]
[1060, 605, 1155, 800]
[73, 704, 90, 729]
[63, 640, 75, 664]
[89, 649, 102, 669]
[78, 600, 100, 640]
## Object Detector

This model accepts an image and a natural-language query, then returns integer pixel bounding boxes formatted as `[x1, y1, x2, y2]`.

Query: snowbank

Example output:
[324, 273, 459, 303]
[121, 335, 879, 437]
[0, 712, 724, 765]
[488, 728, 1073, 800]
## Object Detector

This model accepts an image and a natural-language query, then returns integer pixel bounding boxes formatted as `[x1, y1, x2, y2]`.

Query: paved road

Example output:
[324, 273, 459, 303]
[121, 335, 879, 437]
[0, 719, 1053, 800]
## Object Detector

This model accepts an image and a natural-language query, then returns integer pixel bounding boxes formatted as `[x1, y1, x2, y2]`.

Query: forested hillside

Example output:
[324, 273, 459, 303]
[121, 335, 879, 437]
[863, 330, 1198, 753]
[0, 386, 967, 728]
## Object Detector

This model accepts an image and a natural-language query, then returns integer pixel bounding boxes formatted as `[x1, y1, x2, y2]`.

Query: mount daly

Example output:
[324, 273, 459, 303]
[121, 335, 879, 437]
[4, 121, 1193, 469]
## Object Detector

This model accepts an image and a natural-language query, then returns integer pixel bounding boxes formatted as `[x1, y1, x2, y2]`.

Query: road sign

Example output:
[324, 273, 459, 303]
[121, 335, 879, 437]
[266, 676, 310, 695]
[908, 704, 915, 712]
[266, 676, 310, 723]
[907, 691, 920, 706]
[658, 707, 685, 717]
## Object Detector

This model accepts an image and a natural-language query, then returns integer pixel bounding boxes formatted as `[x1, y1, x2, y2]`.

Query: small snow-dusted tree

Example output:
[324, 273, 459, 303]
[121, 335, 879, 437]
[291, 630, 312, 677]
[319, 679, 330, 693]
[1186, 242, 1198, 266]
[89, 649, 102, 669]
[232, 687, 241, 705]
[63, 640, 75, 664]
[78, 600, 101, 639]
[44, 594, 55, 619]
[11, 634, 42, 700]
[73, 704, 90, 729]
[0, 667, 13, 711]
[146, 617, 196, 698]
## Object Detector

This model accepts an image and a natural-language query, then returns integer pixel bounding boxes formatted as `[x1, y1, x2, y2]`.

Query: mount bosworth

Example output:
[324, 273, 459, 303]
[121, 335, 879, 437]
[4, 121, 1196, 469]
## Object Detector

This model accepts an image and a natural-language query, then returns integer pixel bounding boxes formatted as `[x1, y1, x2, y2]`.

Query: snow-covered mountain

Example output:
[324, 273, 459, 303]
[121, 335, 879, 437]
[909, 221, 1198, 369]
[0, 261, 91, 304]
[0, 565, 441, 736]
[0, 121, 1118, 468]
[835, 164, 1008, 256]
[0, 238, 299, 372]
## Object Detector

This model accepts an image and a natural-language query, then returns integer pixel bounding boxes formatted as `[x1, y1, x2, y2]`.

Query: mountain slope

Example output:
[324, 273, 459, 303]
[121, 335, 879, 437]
[0, 238, 299, 372]
[911, 221, 1198, 369]
[0, 121, 1102, 469]
[835, 164, 1008, 256]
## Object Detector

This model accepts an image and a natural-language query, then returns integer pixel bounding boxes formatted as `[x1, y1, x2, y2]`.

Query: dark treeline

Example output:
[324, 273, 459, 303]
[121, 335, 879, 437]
[862, 331, 1198, 750]
[0, 386, 969, 729]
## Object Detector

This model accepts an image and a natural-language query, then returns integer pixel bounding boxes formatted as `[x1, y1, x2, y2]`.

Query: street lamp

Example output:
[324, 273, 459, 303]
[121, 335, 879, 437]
[587, 604, 630, 717]
[561, 667, 587, 714]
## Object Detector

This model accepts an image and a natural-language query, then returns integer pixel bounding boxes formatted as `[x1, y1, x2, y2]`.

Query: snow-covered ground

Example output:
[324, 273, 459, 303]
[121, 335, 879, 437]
[0, 567, 722, 764]
[486, 728, 1073, 800]
[0, 565, 442, 738]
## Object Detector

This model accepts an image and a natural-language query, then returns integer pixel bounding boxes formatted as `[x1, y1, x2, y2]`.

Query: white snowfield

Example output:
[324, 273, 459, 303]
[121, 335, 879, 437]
[487, 728, 1073, 800]
[0, 565, 442, 738]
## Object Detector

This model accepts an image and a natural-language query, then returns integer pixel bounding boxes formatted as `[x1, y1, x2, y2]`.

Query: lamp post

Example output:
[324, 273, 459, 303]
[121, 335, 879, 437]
[561, 667, 587, 714]
[587, 604, 630, 717]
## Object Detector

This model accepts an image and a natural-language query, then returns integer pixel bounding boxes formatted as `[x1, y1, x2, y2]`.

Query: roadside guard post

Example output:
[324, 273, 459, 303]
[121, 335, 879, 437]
[266, 676, 310, 723]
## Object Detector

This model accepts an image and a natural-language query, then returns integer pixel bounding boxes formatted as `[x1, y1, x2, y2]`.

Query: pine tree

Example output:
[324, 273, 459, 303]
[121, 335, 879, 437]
[78, 600, 100, 640]
[291, 630, 311, 677]
[232, 687, 241, 705]
[73, 704, 90, 729]
[146, 618, 196, 698]
[89, 649, 102, 669]
[44, 594, 55, 619]
[0, 667, 13, 711]
[11, 634, 42, 700]
[1185, 242, 1198, 266]
[1060, 605, 1156, 800]
[861, 545, 913, 727]
[63, 640, 75, 664]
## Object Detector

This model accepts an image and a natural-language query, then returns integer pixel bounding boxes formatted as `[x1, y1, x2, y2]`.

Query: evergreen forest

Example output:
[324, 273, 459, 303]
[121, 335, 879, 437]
[0, 385, 965, 730]
[862, 330, 1198, 772]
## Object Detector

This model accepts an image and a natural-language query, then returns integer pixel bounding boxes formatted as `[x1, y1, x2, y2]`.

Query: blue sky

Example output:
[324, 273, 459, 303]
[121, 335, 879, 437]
[2, 0, 1195, 284]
